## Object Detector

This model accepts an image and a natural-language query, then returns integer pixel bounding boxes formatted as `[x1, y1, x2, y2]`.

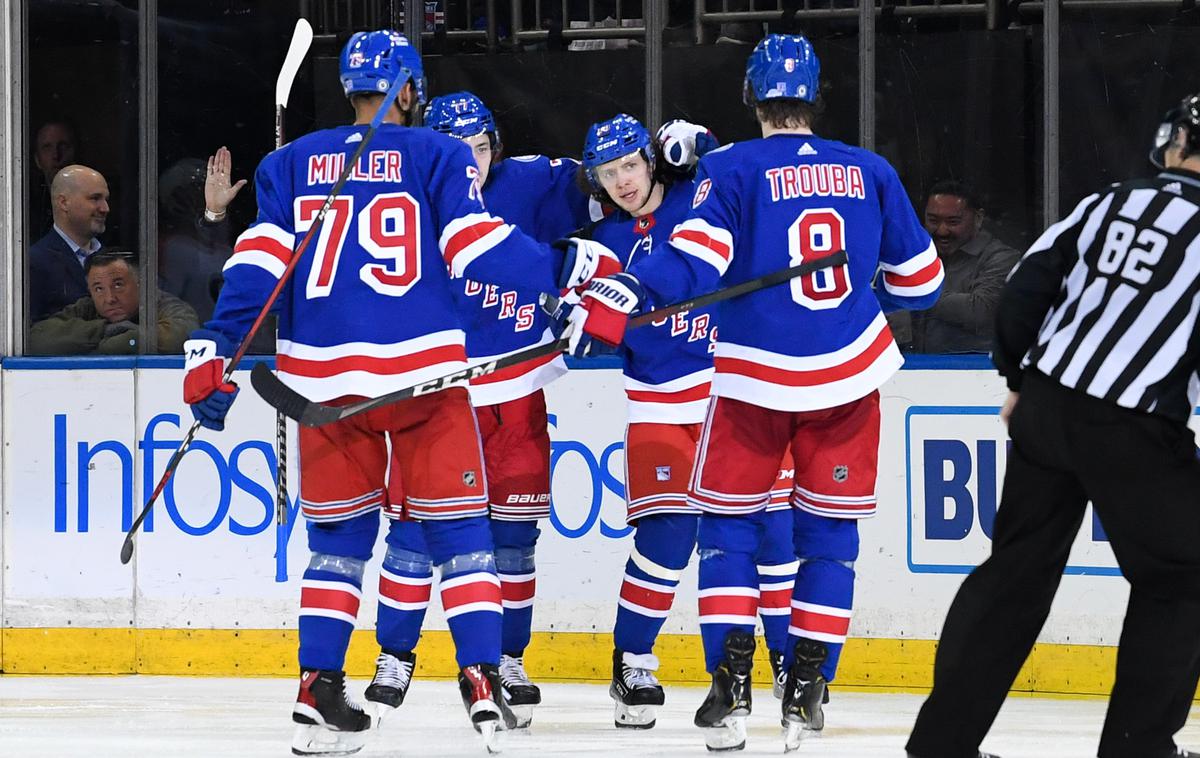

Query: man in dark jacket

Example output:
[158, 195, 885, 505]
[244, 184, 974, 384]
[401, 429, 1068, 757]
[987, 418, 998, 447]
[29, 164, 109, 321]
[28, 252, 198, 355]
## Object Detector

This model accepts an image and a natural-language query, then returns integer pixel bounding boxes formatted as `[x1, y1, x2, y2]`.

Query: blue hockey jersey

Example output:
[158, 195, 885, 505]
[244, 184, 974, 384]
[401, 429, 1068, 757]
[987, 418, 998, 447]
[631, 134, 943, 412]
[457, 155, 598, 406]
[591, 179, 716, 425]
[211, 124, 564, 403]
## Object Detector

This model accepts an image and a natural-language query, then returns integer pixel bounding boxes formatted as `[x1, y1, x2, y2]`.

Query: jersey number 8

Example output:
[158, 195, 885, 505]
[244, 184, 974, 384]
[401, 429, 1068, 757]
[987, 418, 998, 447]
[296, 192, 423, 299]
[788, 208, 851, 310]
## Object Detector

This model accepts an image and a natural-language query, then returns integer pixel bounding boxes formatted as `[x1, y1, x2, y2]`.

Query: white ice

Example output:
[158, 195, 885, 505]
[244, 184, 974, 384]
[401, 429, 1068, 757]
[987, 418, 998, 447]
[0, 677, 1197, 757]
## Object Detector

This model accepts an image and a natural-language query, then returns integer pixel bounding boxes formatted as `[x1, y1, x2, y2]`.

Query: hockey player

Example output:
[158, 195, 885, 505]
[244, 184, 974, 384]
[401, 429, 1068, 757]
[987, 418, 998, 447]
[561, 35, 944, 751]
[566, 113, 799, 731]
[182, 31, 615, 756]
[363, 91, 601, 729]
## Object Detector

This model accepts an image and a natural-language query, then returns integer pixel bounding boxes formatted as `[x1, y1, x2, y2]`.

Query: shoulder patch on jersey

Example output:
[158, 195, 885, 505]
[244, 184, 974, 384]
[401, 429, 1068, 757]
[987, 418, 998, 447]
[797, 142, 818, 156]
[706, 143, 735, 156]
[510, 155, 544, 163]
[345, 132, 364, 144]
[1164, 181, 1183, 195]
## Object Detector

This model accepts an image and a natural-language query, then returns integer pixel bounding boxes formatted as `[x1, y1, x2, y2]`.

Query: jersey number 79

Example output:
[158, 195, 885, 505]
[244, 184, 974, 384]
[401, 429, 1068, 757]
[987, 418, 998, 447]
[295, 192, 423, 299]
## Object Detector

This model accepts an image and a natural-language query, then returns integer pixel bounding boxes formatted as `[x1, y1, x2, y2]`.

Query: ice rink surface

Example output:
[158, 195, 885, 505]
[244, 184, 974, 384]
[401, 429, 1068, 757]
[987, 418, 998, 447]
[1, 676, 1198, 758]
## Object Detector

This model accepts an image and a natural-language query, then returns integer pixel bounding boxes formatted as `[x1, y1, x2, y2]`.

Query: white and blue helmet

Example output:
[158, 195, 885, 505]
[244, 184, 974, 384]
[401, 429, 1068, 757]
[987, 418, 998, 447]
[743, 34, 820, 106]
[339, 29, 427, 105]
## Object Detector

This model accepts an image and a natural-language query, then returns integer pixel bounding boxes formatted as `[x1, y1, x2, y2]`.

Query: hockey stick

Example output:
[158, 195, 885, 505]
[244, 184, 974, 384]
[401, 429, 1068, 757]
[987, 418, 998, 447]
[271, 19, 313, 578]
[119, 59, 407, 566]
[251, 249, 849, 427]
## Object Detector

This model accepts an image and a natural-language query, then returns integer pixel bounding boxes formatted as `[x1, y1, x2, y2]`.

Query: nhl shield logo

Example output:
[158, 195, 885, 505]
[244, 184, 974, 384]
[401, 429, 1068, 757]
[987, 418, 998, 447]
[833, 465, 849, 483]
[463, 470, 478, 487]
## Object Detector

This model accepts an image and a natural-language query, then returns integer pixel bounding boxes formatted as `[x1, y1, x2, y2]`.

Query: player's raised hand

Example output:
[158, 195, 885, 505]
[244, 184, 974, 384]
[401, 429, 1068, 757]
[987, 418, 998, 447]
[183, 328, 240, 431]
[565, 273, 645, 357]
[656, 120, 719, 170]
[555, 237, 623, 291]
[204, 146, 248, 217]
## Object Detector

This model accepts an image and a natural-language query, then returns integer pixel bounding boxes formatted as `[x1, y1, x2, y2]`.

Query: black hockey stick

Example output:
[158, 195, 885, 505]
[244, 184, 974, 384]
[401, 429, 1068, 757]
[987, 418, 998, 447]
[271, 19, 313, 579]
[119, 54, 403, 566]
[251, 249, 848, 427]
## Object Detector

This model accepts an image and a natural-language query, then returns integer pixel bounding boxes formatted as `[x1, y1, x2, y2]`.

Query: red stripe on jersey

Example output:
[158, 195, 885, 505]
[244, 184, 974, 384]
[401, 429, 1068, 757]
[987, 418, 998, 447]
[714, 327, 892, 387]
[791, 607, 851, 637]
[884, 258, 943, 287]
[620, 581, 676, 612]
[300, 586, 361, 616]
[278, 344, 467, 379]
[626, 383, 712, 404]
[442, 219, 506, 265]
[759, 587, 792, 611]
[441, 578, 502, 611]
[471, 350, 558, 385]
[670, 228, 731, 261]
[234, 235, 292, 265]
[379, 576, 433, 604]
[500, 578, 536, 604]
[698, 593, 759, 618]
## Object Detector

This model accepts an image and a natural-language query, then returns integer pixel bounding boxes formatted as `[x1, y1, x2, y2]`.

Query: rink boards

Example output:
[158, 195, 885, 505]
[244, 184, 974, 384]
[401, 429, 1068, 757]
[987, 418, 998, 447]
[0, 355, 1190, 697]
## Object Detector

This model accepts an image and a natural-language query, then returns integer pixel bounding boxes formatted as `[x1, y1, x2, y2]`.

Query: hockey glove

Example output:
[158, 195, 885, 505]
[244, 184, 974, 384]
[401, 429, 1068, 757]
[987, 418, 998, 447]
[656, 120, 719, 170]
[565, 273, 645, 358]
[183, 328, 240, 432]
[555, 238, 623, 291]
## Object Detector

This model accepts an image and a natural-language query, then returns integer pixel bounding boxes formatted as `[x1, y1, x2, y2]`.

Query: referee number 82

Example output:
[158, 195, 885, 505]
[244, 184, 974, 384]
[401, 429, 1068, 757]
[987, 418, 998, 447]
[1097, 220, 1168, 286]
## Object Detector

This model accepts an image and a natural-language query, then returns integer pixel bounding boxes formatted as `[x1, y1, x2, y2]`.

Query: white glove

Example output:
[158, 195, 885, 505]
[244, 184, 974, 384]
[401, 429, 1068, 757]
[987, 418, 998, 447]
[555, 237, 622, 291]
[656, 120, 719, 169]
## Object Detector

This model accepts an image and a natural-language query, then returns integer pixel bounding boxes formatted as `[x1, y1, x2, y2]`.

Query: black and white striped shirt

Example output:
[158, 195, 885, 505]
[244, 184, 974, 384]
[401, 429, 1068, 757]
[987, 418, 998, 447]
[994, 168, 1200, 422]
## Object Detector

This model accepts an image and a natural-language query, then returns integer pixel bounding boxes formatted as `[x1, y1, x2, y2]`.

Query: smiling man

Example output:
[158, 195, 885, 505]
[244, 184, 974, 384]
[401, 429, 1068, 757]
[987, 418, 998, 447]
[905, 180, 1021, 353]
[28, 252, 198, 355]
[29, 164, 112, 322]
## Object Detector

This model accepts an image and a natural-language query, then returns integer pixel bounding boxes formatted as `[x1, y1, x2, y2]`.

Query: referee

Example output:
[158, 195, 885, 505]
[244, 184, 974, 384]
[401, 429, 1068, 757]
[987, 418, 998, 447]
[908, 93, 1200, 758]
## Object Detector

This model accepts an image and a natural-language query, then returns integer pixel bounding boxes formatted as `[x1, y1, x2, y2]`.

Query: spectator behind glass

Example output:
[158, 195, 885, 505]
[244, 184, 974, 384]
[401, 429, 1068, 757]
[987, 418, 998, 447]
[29, 119, 78, 238]
[28, 252, 199, 356]
[158, 147, 244, 322]
[29, 164, 109, 322]
[893, 181, 1022, 354]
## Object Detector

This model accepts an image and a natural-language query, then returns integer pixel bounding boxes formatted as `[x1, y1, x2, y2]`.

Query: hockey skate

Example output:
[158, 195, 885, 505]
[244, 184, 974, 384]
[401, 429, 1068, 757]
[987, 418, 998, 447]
[769, 648, 786, 699]
[458, 663, 516, 753]
[782, 639, 828, 752]
[363, 649, 416, 724]
[498, 653, 540, 729]
[609, 649, 666, 729]
[291, 669, 372, 756]
[694, 630, 756, 752]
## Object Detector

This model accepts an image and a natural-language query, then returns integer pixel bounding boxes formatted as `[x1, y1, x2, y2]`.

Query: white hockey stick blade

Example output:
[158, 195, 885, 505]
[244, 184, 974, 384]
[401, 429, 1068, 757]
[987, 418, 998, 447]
[276, 18, 314, 108]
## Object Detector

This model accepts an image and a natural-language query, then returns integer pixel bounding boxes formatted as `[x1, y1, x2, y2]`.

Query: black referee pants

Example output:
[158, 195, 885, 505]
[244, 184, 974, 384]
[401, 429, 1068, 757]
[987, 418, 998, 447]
[907, 371, 1200, 758]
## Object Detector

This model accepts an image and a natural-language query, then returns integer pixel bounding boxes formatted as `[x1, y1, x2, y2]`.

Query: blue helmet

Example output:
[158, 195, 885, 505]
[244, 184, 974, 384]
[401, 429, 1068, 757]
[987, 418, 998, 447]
[582, 113, 655, 191]
[425, 92, 499, 143]
[743, 34, 820, 106]
[339, 30, 427, 105]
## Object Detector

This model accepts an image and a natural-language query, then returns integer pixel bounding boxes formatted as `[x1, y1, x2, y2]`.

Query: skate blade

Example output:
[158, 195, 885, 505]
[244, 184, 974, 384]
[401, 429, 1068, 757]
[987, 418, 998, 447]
[477, 719, 506, 754]
[782, 720, 822, 752]
[365, 700, 398, 728]
[507, 704, 533, 730]
[702, 716, 747, 752]
[291, 723, 366, 756]
[613, 701, 657, 729]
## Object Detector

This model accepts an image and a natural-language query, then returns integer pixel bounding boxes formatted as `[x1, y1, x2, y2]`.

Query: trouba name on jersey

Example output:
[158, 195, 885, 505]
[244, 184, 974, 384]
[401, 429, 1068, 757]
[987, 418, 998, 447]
[764, 162, 867, 202]
[306, 150, 404, 185]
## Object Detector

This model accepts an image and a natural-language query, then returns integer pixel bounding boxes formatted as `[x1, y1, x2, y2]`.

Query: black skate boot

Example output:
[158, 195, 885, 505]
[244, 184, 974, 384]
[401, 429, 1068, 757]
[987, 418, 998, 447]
[498, 653, 540, 728]
[769, 648, 786, 699]
[781, 639, 828, 752]
[609, 649, 666, 729]
[364, 649, 416, 722]
[291, 669, 371, 756]
[694, 630, 756, 752]
[459, 663, 516, 753]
